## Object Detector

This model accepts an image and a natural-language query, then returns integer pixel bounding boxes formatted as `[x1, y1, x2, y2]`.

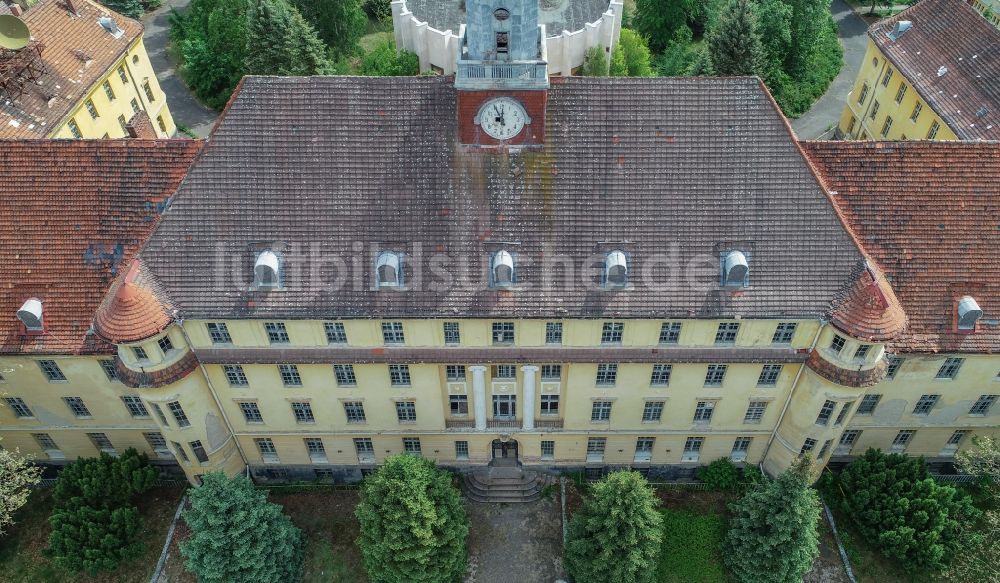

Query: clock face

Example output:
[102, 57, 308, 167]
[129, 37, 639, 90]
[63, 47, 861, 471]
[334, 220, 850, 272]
[476, 97, 529, 140]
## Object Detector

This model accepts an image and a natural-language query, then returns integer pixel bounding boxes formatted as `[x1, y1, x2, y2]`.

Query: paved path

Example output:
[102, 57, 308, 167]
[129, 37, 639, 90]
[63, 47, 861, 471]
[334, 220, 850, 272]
[142, 0, 218, 137]
[791, 0, 870, 139]
[464, 496, 565, 583]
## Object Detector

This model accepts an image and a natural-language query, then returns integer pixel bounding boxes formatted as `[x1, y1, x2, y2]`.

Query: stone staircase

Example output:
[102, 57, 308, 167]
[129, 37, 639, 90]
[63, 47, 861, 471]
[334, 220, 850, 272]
[462, 466, 557, 503]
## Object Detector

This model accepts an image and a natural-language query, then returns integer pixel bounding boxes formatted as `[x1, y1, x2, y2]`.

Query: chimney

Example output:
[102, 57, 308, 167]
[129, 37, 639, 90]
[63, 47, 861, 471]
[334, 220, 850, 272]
[9, 4, 22, 16]
[125, 111, 157, 139]
[65, 0, 81, 15]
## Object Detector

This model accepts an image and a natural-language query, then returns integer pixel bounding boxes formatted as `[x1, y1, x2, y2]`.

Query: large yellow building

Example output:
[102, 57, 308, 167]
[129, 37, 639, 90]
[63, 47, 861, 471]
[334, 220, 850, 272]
[837, 0, 999, 142]
[0, 0, 175, 139]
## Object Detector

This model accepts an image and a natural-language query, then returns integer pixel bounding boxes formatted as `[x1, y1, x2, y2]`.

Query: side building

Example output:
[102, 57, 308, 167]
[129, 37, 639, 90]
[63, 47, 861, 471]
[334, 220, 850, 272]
[0, 140, 203, 471]
[836, 0, 999, 142]
[0, 0, 176, 139]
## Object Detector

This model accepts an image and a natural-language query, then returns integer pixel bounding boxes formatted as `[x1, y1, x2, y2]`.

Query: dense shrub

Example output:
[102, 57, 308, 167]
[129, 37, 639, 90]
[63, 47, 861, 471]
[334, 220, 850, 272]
[618, 29, 654, 76]
[581, 45, 609, 76]
[358, 38, 420, 76]
[697, 458, 741, 490]
[100, 0, 143, 19]
[289, 0, 367, 60]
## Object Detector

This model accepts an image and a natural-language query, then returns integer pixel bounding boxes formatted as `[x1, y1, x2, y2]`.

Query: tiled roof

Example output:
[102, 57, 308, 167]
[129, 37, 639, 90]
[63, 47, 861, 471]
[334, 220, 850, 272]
[870, 0, 1000, 140]
[93, 260, 172, 343]
[0, 0, 143, 138]
[0, 139, 203, 355]
[829, 259, 906, 341]
[140, 75, 866, 321]
[801, 140, 1000, 353]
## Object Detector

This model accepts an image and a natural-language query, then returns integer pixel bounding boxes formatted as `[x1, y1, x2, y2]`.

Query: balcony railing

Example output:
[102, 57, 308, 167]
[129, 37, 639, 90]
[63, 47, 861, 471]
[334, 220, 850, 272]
[445, 418, 564, 430]
[455, 61, 549, 90]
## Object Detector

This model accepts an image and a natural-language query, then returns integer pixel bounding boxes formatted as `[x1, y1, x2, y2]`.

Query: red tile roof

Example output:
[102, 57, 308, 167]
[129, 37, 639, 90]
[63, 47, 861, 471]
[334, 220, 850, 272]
[93, 260, 172, 343]
[829, 259, 907, 341]
[870, 0, 1000, 140]
[0, 0, 143, 138]
[801, 140, 1000, 353]
[0, 139, 203, 355]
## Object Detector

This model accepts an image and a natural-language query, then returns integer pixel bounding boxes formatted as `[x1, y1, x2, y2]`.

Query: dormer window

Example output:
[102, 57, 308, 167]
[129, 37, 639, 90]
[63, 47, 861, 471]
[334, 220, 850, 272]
[958, 296, 983, 330]
[491, 250, 515, 287]
[16, 298, 44, 333]
[722, 250, 749, 288]
[254, 250, 281, 288]
[376, 251, 403, 288]
[604, 250, 628, 288]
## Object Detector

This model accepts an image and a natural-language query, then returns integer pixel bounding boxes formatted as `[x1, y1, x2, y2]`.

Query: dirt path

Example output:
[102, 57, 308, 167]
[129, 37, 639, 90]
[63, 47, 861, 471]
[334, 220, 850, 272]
[464, 495, 566, 583]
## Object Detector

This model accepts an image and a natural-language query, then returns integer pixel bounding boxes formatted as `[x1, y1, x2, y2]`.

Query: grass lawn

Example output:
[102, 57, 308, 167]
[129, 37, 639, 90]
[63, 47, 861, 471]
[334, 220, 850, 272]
[0, 486, 185, 583]
[657, 508, 730, 583]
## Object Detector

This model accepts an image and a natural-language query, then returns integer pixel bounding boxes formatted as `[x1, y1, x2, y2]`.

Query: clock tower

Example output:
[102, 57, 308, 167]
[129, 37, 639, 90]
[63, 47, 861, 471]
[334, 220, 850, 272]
[455, 0, 548, 146]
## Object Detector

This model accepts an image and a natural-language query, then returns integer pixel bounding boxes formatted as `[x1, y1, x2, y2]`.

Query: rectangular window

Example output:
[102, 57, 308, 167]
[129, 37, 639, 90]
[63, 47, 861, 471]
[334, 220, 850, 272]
[100, 359, 119, 381]
[223, 365, 249, 387]
[947, 430, 969, 446]
[118, 66, 128, 84]
[857, 394, 882, 415]
[493, 364, 516, 379]
[682, 437, 703, 462]
[170, 441, 188, 462]
[894, 82, 906, 103]
[449, 395, 469, 416]
[693, 401, 715, 422]
[970, 394, 998, 415]
[396, 401, 417, 422]
[715, 322, 740, 344]
[354, 438, 375, 462]
[869, 100, 880, 119]
[382, 322, 405, 344]
[142, 79, 155, 102]
[190, 440, 209, 463]
[446, 365, 466, 381]
[540, 395, 559, 415]
[936, 357, 964, 379]
[893, 430, 915, 447]
[239, 401, 264, 423]
[816, 400, 837, 425]
[88, 432, 115, 453]
[880, 116, 893, 138]
[455, 440, 469, 460]
[744, 401, 768, 424]
[403, 437, 421, 455]
[704, 364, 727, 387]
[541, 440, 555, 460]
[33, 433, 59, 451]
[118, 114, 128, 133]
[133, 346, 148, 361]
[344, 401, 366, 423]
[64, 396, 92, 417]
[634, 437, 655, 462]
[596, 363, 618, 386]
[291, 401, 315, 423]
[881, 68, 893, 87]
[830, 335, 846, 354]
[818, 439, 833, 459]
[324, 322, 348, 344]
[854, 345, 871, 361]
[642, 400, 664, 422]
[601, 322, 624, 344]
[757, 364, 782, 387]
[885, 355, 903, 379]
[278, 364, 302, 387]
[255, 438, 278, 460]
[587, 437, 606, 462]
[834, 401, 854, 426]
[4, 397, 33, 418]
[151, 402, 169, 426]
[910, 101, 922, 122]
[443, 322, 461, 344]
[131, 97, 140, 113]
[772, 322, 797, 344]
[857, 82, 869, 104]
[68, 119, 82, 138]
[334, 364, 357, 386]
[85, 98, 99, 119]
[541, 364, 561, 380]
[305, 438, 327, 461]
[545, 322, 563, 344]
[158, 335, 174, 353]
[927, 120, 940, 139]
[731, 437, 752, 457]
[265, 322, 290, 344]
[492, 394, 516, 419]
[388, 364, 411, 386]
[659, 322, 682, 344]
[800, 438, 817, 456]
[847, 116, 856, 135]
[121, 395, 149, 418]
[39, 360, 66, 381]
[207, 322, 232, 343]
[144, 432, 170, 456]
[103, 79, 115, 100]
[840, 429, 862, 446]
[492, 322, 515, 344]
[912, 394, 940, 416]
[591, 400, 613, 422]
[650, 364, 672, 386]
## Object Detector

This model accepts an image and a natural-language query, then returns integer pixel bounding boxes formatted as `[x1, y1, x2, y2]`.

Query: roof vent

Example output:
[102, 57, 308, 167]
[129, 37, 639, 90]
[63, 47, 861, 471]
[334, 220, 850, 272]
[253, 250, 281, 289]
[98, 16, 124, 39]
[937, 66, 948, 77]
[976, 107, 989, 118]
[375, 251, 402, 288]
[491, 250, 515, 288]
[887, 20, 912, 41]
[957, 296, 983, 330]
[16, 298, 43, 332]
[604, 250, 628, 288]
[722, 250, 749, 288]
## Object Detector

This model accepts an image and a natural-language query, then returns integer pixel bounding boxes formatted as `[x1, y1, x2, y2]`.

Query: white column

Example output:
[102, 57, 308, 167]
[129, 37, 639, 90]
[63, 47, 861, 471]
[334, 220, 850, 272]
[521, 365, 538, 431]
[471, 366, 487, 431]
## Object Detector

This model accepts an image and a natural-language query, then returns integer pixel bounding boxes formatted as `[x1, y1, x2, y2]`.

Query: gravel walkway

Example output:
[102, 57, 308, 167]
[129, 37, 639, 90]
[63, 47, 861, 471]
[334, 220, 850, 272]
[464, 496, 566, 583]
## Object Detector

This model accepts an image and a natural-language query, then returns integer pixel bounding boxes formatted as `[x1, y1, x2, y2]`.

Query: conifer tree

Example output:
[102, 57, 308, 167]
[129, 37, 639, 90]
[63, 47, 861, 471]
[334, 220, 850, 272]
[706, 0, 764, 76]
[724, 457, 821, 583]
[100, 0, 144, 19]
[181, 472, 304, 583]
[290, 0, 367, 60]
[355, 455, 468, 583]
[244, 0, 332, 76]
[564, 471, 663, 583]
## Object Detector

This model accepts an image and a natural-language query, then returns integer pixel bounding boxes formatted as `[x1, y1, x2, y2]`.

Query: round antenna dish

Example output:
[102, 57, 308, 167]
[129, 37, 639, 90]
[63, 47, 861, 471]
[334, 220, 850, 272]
[0, 15, 30, 50]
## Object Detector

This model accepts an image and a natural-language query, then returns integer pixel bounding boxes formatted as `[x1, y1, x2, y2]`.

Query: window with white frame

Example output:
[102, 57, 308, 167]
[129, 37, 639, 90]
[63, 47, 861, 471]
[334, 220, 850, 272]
[38, 360, 66, 381]
[224, 365, 249, 387]
[396, 401, 417, 422]
[239, 401, 264, 423]
[443, 322, 461, 344]
[354, 438, 375, 462]
[264, 322, 289, 344]
[403, 437, 422, 455]
[255, 438, 278, 461]
[88, 432, 115, 454]
[744, 401, 768, 424]
[885, 355, 903, 379]
[100, 359, 119, 382]
[446, 365, 466, 381]
[659, 322, 682, 344]
[839, 429, 862, 446]
[642, 400, 664, 422]
[143, 432, 171, 457]
[591, 400, 613, 422]
[388, 365, 411, 386]
[586, 437, 606, 461]
[540, 395, 559, 415]
[190, 440, 209, 463]
[815, 400, 837, 425]
[634, 437, 655, 462]
[493, 394, 516, 418]
[693, 401, 715, 422]
[731, 437, 752, 461]
[856, 394, 881, 415]
[853, 344, 870, 361]
[64, 396, 92, 418]
[151, 402, 169, 426]
[892, 430, 915, 450]
[455, 440, 469, 460]
[278, 364, 302, 386]
[305, 438, 327, 462]
[492, 322, 515, 344]
[121, 395, 149, 418]
[344, 401, 366, 423]
[650, 364, 672, 386]
[324, 322, 347, 344]
[158, 335, 174, 354]
[449, 395, 468, 416]
[970, 394, 998, 415]
[541, 364, 561, 380]
[682, 437, 703, 462]
[818, 439, 833, 459]
[601, 322, 624, 344]
[715, 322, 740, 344]
[912, 394, 940, 416]
[334, 364, 357, 386]
[4, 397, 33, 418]
[382, 322, 405, 344]
[704, 364, 727, 386]
[830, 334, 846, 354]
[757, 364, 781, 387]
[545, 322, 563, 344]
[834, 401, 854, 426]
[33, 433, 59, 451]
[596, 363, 618, 386]
[772, 322, 796, 344]
[541, 440, 555, 460]
[133, 346, 148, 361]
[936, 358, 964, 379]
[799, 438, 817, 456]
[493, 364, 516, 379]
[207, 322, 232, 344]
[291, 401, 314, 423]
[946, 430, 969, 446]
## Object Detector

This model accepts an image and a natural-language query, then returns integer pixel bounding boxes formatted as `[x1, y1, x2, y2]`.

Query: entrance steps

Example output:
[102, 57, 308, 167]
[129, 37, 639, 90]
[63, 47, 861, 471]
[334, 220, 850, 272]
[462, 467, 557, 503]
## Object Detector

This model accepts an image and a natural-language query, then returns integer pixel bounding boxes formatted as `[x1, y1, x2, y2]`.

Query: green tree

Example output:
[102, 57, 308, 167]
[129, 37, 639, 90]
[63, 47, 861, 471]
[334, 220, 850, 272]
[609, 42, 627, 76]
[654, 25, 697, 76]
[173, 0, 250, 109]
[51, 448, 156, 509]
[358, 37, 420, 76]
[724, 458, 821, 583]
[581, 45, 610, 77]
[100, 0, 144, 19]
[245, 0, 333, 76]
[839, 449, 980, 572]
[617, 29, 654, 77]
[633, 0, 698, 52]
[782, 0, 828, 77]
[0, 441, 41, 535]
[564, 471, 663, 583]
[752, 0, 792, 84]
[697, 457, 741, 490]
[707, 0, 764, 76]
[290, 0, 367, 60]
[943, 436, 999, 583]
[356, 455, 468, 583]
[181, 472, 304, 583]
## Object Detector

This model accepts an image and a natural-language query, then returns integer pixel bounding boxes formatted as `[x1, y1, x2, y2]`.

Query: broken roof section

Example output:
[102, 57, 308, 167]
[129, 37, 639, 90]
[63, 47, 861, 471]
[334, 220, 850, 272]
[0, 0, 142, 138]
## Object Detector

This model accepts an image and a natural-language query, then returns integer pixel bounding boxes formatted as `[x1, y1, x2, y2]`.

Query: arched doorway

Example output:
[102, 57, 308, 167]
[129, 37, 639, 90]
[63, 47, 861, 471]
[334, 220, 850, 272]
[490, 438, 519, 467]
